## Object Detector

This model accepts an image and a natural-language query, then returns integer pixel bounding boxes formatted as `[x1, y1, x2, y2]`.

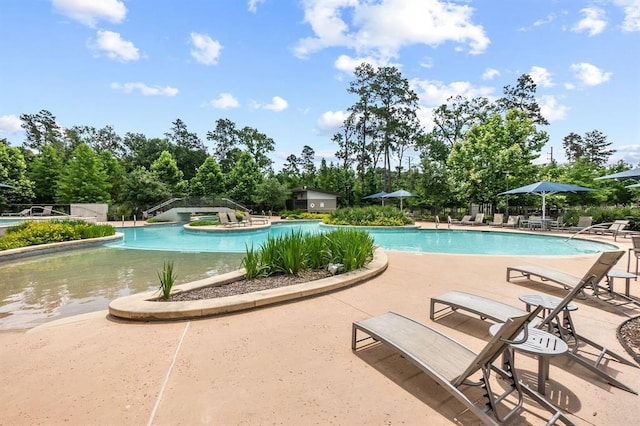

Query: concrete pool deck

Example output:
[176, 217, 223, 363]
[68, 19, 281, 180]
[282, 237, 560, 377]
[1, 221, 640, 425]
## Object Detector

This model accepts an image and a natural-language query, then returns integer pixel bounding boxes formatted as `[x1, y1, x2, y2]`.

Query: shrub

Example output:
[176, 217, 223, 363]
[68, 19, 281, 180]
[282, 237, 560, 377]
[0, 220, 116, 251]
[157, 261, 177, 300]
[324, 206, 414, 226]
[241, 228, 375, 278]
[188, 220, 219, 226]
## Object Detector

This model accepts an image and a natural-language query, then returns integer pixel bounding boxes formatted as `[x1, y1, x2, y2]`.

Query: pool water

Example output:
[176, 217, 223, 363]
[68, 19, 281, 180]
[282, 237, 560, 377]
[0, 221, 617, 330]
[107, 222, 617, 256]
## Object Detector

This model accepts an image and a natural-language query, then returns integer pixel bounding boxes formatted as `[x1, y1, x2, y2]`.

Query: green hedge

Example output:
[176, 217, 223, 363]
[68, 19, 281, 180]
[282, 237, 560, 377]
[0, 220, 116, 250]
[323, 206, 414, 226]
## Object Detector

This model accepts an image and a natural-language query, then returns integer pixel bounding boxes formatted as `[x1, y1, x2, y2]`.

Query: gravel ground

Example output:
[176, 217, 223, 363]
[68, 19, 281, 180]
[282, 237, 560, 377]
[166, 269, 333, 301]
[619, 316, 640, 361]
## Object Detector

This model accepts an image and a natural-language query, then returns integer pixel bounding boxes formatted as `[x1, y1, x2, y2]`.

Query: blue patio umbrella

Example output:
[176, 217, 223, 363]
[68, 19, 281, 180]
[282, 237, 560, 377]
[498, 181, 596, 221]
[596, 168, 640, 181]
[383, 189, 416, 210]
[363, 191, 388, 205]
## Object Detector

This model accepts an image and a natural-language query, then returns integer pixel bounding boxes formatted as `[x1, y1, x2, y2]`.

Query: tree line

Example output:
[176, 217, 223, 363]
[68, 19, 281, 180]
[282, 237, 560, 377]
[0, 63, 632, 219]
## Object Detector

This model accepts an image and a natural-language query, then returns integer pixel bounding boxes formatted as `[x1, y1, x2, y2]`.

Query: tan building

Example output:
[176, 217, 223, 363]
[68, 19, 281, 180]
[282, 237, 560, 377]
[287, 187, 340, 213]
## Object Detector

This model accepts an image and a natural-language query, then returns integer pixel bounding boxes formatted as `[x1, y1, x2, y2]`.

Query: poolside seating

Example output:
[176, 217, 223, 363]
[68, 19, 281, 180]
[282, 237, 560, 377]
[1, 208, 30, 217]
[567, 216, 592, 233]
[32, 206, 53, 216]
[462, 213, 484, 225]
[449, 214, 471, 225]
[488, 213, 504, 226]
[504, 215, 519, 228]
[525, 215, 544, 230]
[507, 252, 640, 316]
[218, 212, 240, 227]
[627, 235, 640, 275]
[431, 250, 638, 394]
[245, 212, 269, 225]
[591, 220, 630, 241]
[352, 309, 575, 425]
[227, 211, 248, 226]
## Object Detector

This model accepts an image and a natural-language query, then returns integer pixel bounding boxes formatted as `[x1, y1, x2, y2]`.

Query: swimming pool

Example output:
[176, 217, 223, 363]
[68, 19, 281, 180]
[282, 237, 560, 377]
[107, 222, 617, 256]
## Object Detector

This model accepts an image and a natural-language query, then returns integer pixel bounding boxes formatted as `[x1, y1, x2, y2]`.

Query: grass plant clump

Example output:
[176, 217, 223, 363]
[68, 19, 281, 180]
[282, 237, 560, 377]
[242, 228, 374, 279]
[323, 205, 413, 226]
[157, 261, 177, 300]
[188, 219, 219, 226]
[0, 220, 116, 251]
[280, 210, 329, 221]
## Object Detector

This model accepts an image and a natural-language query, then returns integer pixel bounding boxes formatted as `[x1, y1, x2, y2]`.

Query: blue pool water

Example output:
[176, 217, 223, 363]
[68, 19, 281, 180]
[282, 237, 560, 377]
[107, 222, 617, 256]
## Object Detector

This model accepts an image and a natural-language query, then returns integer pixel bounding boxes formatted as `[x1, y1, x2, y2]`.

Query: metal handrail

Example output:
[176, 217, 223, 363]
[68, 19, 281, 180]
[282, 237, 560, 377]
[565, 222, 624, 242]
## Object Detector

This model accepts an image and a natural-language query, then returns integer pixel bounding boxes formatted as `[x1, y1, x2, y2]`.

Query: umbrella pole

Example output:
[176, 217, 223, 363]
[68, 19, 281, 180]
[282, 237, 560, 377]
[542, 194, 546, 221]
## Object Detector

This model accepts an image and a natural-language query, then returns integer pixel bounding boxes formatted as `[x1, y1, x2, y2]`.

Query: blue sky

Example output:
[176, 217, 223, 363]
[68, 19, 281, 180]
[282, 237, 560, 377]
[0, 0, 638, 170]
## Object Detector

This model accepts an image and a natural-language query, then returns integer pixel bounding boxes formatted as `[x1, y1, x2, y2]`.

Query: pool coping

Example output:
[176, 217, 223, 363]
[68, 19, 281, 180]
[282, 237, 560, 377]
[108, 247, 388, 321]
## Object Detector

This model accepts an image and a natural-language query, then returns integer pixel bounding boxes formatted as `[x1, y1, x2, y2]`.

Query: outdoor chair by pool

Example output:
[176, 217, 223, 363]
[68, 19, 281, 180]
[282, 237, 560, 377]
[245, 212, 269, 225]
[568, 216, 592, 233]
[463, 213, 484, 225]
[32, 206, 53, 216]
[431, 250, 638, 394]
[218, 212, 240, 227]
[488, 213, 504, 226]
[503, 215, 519, 228]
[1, 208, 30, 216]
[449, 214, 472, 225]
[227, 211, 248, 226]
[591, 220, 630, 241]
[352, 310, 575, 425]
[506, 251, 640, 315]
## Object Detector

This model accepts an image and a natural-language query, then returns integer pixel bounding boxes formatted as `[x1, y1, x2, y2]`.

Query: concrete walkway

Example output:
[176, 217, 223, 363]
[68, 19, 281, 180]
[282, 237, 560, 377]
[1, 226, 640, 425]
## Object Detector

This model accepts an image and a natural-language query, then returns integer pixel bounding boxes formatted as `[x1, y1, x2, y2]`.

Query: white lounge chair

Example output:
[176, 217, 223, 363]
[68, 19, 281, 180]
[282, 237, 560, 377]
[463, 213, 484, 225]
[431, 250, 638, 394]
[449, 214, 471, 225]
[353, 309, 575, 425]
[488, 213, 504, 226]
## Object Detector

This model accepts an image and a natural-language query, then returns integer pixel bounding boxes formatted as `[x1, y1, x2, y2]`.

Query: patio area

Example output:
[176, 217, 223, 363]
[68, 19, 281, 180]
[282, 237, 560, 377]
[1, 225, 639, 425]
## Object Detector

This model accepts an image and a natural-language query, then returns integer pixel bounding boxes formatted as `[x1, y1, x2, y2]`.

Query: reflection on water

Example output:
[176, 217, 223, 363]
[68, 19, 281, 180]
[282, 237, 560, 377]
[0, 247, 244, 330]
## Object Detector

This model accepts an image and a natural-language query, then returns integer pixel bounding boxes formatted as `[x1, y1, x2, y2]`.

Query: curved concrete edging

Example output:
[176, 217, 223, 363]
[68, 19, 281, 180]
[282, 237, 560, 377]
[108, 248, 388, 321]
[0, 233, 123, 262]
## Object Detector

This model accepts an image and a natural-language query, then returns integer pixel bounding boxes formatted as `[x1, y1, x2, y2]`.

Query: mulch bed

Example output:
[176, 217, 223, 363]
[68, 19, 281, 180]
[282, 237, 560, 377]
[618, 316, 640, 364]
[166, 269, 333, 301]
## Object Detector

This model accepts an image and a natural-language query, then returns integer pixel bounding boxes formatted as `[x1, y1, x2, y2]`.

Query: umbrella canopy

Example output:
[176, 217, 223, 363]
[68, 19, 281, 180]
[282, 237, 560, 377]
[596, 168, 640, 181]
[498, 181, 596, 220]
[0, 183, 15, 189]
[382, 189, 416, 210]
[362, 191, 388, 205]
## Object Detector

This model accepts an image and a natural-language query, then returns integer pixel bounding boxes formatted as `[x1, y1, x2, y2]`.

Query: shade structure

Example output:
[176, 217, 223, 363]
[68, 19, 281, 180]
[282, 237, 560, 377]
[498, 181, 596, 220]
[596, 168, 640, 181]
[0, 183, 15, 189]
[382, 189, 416, 210]
[362, 191, 388, 205]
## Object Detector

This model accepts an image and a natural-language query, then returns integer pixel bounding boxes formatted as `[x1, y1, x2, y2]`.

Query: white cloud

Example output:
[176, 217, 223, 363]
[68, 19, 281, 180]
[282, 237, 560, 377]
[411, 78, 495, 106]
[539, 95, 568, 121]
[295, 0, 490, 61]
[528, 66, 554, 87]
[89, 30, 140, 62]
[209, 93, 240, 109]
[614, 0, 640, 32]
[317, 110, 348, 134]
[52, 0, 126, 28]
[110, 82, 178, 96]
[416, 106, 435, 132]
[0, 114, 23, 133]
[263, 96, 288, 111]
[248, 0, 266, 13]
[190, 32, 223, 65]
[481, 68, 500, 80]
[334, 54, 388, 73]
[570, 62, 612, 86]
[571, 7, 607, 36]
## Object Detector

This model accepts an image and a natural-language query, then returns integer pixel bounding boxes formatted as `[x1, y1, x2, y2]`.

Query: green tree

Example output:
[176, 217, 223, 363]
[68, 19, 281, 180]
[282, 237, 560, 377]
[224, 152, 263, 207]
[252, 175, 289, 212]
[165, 118, 208, 180]
[20, 109, 65, 154]
[0, 139, 35, 205]
[237, 126, 275, 174]
[448, 110, 547, 205]
[189, 156, 224, 196]
[29, 144, 63, 203]
[206, 118, 242, 174]
[122, 133, 172, 172]
[121, 167, 171, 213]
[498, 74, 548, 125]
[100, 151, 126, 203]
[300, 145, 316, 187]
[65, 125, 124, 157]
[562, 132, 584, 163]
[583, 130, 615, 167]
[150, 150, 184, 194]
[56, 143, 111, 203]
